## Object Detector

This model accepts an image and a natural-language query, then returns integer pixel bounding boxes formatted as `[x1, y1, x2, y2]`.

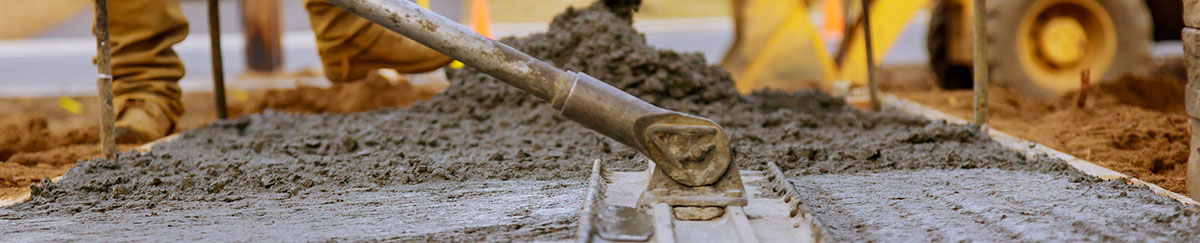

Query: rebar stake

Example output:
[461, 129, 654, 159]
[1075, 69, 1090, 108]
[972, 0, 989, 129]
[862, 0, 881, 112]
[209, 0, 229, 119]
[94, 0, 116, 159]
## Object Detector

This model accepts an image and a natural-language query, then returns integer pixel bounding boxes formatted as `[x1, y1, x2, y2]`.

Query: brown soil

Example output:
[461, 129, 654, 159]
[877, 64, 941, 92]
[897, 74, 1192, 195]
[230, 71, 446, 115]
[0, 72, 445, 200]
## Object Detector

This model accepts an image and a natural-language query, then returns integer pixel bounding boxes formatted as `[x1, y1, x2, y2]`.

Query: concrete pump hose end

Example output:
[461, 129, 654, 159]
[637, 113, 732, 186]
[554, 72, 732, 186]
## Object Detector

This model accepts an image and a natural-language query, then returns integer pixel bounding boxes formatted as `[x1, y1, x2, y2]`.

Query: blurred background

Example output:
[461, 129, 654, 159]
[0, 0, 961, 97]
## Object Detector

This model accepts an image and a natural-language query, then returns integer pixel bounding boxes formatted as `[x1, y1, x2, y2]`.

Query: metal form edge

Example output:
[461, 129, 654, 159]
[726, 206, 761, 243]
[652, 203, 676, 243]
[577, 159, 609, 242]
[765, 162, 831, 243]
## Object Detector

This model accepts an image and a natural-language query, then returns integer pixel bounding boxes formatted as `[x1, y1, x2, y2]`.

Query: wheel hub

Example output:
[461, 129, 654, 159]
[1015, 0, 1117, 94]
[1036, 16, 1087, 67]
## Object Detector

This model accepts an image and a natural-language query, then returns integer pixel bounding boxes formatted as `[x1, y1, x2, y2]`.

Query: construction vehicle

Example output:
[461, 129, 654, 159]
[723, 0, 1183, 100]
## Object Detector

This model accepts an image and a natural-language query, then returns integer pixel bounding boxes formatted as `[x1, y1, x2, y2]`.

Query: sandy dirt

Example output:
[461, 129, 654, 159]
[896, 74, 1192, 195]
[3, 1, 1200, 241]
[0, 73, 444, 200]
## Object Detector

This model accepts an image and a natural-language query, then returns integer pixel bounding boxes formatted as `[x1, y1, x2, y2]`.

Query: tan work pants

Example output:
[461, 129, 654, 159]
[100, 0, 451, 119]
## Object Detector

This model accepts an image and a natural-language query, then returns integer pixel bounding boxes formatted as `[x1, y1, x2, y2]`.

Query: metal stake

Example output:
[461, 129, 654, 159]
[862, 0, 880, 111]
[972, 0, 989, 128]
[209, 0, 229, 119]
[94, 0, 116, 159]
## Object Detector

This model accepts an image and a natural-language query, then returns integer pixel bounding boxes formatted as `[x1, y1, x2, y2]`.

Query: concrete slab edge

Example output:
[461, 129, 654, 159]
[879, 94, 1200, 206]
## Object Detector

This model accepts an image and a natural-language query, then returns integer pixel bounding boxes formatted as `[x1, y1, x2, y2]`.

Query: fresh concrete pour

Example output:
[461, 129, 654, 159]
[4, 1, 1200, 241]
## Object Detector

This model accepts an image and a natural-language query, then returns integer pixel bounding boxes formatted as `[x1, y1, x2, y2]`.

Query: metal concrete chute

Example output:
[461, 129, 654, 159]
[578, 160, 823, 242]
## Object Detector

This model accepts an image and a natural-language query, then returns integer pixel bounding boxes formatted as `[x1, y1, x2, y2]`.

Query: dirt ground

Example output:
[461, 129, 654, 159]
[0, 72, 446, 200]
[895, 72, 1192, 195]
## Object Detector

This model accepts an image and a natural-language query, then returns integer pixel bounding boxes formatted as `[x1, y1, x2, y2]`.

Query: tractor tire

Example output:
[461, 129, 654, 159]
[926, 0, 974, 89]
[986, 0, 1153, 100]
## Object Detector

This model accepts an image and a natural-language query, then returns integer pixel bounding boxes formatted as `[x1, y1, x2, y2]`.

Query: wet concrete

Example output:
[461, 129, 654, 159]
[794, 169, 1200, 241]
[747, 90, 1200, 240]
[5, 180, 580, 241]
[1, 108, 595, 241]
[3, 0, 1200, 241]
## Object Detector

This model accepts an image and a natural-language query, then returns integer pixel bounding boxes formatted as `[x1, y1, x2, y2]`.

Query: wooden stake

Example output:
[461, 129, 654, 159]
[863, 0, 881, 111]
[241, 0, 283, 73]
[972, 0, 989, 128]
[94, 0, 116, 159]
[1076, 69, 1090, 108]
[209, 0, 229, 119]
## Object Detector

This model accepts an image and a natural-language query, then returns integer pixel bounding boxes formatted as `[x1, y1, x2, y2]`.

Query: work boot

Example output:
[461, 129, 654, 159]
[113, 97, 177, 144]
[304, 0, 453, 83]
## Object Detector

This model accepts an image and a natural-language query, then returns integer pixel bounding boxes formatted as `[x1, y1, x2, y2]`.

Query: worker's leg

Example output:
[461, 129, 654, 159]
[304, 0, 452, 83]
[101, 0, 188, 142]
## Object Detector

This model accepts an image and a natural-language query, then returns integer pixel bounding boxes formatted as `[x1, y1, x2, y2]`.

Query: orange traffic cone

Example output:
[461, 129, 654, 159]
[470, 0, 493, 39]
[822, 0, 845, 41]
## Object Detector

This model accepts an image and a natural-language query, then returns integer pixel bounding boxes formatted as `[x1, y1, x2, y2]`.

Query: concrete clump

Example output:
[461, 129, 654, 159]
[2, 0, 1200, 241]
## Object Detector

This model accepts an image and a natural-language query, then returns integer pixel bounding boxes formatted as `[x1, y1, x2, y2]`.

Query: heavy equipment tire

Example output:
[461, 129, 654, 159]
[986, 0, 1153, 100]
[926, 0, 973, 89]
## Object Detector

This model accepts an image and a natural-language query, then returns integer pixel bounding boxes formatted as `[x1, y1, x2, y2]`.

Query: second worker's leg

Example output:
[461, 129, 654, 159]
[102, 0, 189, 143]
[303, 0, 452, 83]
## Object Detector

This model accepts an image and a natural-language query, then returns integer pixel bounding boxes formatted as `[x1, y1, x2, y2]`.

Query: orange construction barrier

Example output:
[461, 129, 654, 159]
[821, 0, 844, 40]
[470, 0, 493, 39]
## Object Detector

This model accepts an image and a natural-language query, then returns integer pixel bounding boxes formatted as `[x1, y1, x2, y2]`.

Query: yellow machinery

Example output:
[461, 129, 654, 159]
[724, 0, 1182, 100]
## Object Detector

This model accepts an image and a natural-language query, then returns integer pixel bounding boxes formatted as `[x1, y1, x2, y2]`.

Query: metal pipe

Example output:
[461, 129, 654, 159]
[329, 0, 566, 99]
[94, 0, 116, 159]
[862, 0, 880, 111]
[209, 0, 229, 119]
[326, 0, 732, 187]
[972, 0, 989, 128]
